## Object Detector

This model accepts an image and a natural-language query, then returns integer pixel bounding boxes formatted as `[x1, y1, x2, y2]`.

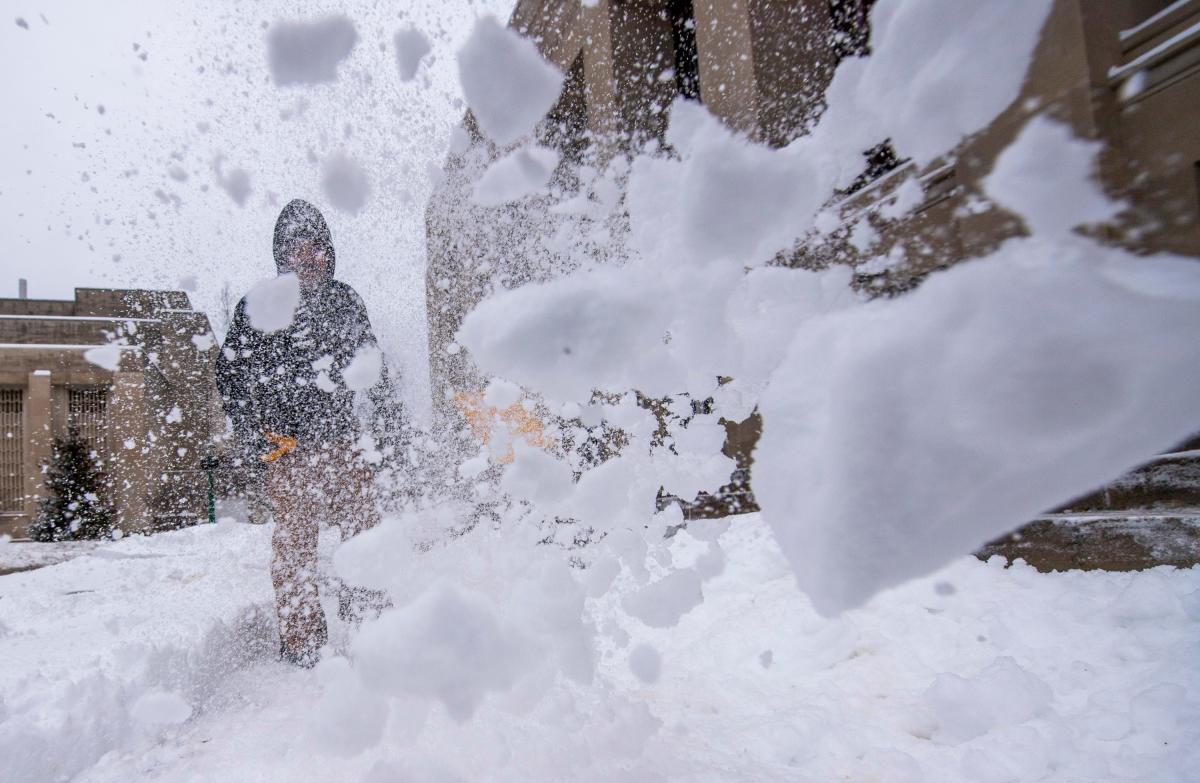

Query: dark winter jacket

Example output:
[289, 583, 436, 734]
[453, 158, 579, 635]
[215, 200, 389, 455]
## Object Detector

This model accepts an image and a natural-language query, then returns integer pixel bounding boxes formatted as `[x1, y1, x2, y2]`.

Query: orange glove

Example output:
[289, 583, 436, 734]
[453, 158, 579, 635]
[262, 432, 298, 462]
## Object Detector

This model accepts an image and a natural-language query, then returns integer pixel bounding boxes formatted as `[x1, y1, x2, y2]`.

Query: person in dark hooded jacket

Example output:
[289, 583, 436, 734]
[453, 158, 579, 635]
[216, 198, 388, 667]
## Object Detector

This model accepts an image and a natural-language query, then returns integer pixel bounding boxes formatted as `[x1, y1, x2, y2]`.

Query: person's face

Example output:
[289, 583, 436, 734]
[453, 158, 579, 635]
[290, 239, 329, 286]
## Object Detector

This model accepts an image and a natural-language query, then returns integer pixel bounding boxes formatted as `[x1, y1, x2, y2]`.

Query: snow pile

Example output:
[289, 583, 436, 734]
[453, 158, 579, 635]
[0, 523, 275, 781]
[267, 15, 358, 87]
[305, 657, 388, 757]
[352, 581, 538, 721]
[9, 515, 1197, 780]
[925, 656, 1053, 743]
[330, 506, 600, 725]
[456, 15, 563, 146]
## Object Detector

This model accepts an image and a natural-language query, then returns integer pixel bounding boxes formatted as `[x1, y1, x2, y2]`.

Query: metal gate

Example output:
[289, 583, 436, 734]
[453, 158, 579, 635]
[0, 389, 23, 513]
[68, 386, 109, 458]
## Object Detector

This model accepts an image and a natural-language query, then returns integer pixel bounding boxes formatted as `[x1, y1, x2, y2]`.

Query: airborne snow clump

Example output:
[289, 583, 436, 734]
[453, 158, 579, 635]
[267, 15, 358, 86]
[456, 15, 564, 146]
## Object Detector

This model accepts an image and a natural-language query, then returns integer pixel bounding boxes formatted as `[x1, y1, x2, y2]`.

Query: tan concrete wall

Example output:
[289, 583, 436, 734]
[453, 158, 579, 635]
[108, 370, 149, 531]
[0, 288, 218, 536]
[693, 1, 759, 135]
[22, 372, 52, 525]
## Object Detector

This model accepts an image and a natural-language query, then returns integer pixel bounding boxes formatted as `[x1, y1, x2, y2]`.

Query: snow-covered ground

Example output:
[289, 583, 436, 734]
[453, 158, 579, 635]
[1, 515, 1196, 781]
[0, 539, 107, 574]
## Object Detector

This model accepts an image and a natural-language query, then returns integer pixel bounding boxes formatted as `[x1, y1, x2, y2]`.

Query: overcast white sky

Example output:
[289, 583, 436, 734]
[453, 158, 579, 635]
[1, 0, 515, 420]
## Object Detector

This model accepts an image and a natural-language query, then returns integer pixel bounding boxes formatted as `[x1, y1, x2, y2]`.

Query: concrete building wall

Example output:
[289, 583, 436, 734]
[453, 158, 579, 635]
[0, 287, 219, 538]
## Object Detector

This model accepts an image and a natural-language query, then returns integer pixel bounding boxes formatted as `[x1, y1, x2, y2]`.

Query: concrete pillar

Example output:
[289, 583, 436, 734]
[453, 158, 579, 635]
[23, 370, 52, 518]
[693, 0, 760, 136]
[609, 0, 678, 145]
[108, 371, 150, 531]
[747, 0, 839, 147]
[581, 0, 621, 153]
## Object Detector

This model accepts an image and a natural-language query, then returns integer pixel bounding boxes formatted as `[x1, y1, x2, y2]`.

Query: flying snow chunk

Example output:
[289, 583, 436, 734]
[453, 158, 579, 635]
[628, 644, 662, 684]
[814, 0, 1053, 172]
[130, 690, 192, 726]
[244, 274, 300, 333]
[457, 16, 563, 147]
[754, 123, 1200, 616]
[321, 154, 370, 214]
[484, 378, 523, 409]
[473, 146, 559, 206]
[213, 158, 251, 207]
[394, 27, 431, 82]
[84, 343, 123, 371]
[984, 117, 1122, 236]
[191, 332, 216, 351]
[458, 266, 671, 403]
[267, 15, 358, 86]
[755, 245, 1200, 616]
[501, 442, 575, 507]
[343, 344, 383, 391]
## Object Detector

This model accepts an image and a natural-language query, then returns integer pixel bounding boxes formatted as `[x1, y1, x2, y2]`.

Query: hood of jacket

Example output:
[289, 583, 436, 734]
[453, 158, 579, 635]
[272, 199, 336, 280]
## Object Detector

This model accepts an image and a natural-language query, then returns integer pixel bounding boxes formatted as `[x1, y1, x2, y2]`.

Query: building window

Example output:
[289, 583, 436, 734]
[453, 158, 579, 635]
[68, 387, 109, 460]
[668, 0, 701, 102]
[0, 389, 22, 513]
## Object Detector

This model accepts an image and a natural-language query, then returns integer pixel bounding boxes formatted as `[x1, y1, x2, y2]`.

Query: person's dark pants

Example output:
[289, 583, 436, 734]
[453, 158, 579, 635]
[266, 445, 381, 661]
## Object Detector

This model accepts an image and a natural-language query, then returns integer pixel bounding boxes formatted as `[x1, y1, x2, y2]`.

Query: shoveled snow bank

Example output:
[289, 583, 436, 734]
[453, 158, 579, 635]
[26, 514, 1198, 782]
[0, 522, 275, 782]
[0, 539, 107, 572]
